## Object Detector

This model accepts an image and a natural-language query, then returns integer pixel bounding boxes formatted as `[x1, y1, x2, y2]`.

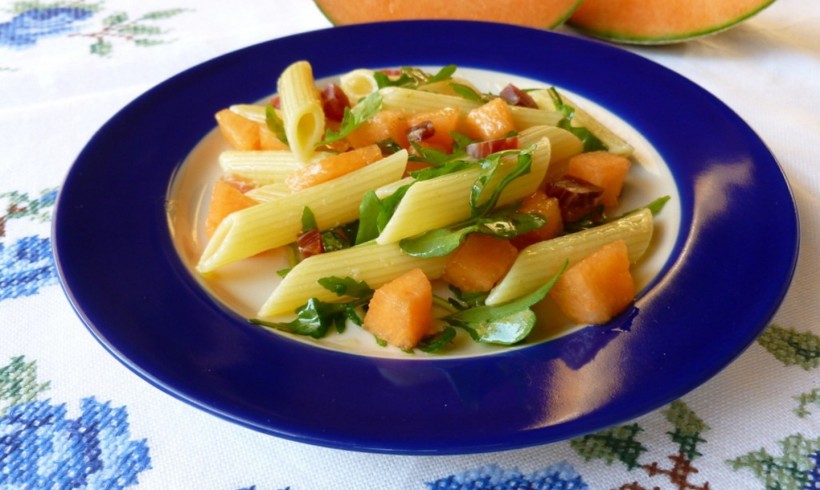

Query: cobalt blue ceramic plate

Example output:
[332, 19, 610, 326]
[53, 21, 798, 455]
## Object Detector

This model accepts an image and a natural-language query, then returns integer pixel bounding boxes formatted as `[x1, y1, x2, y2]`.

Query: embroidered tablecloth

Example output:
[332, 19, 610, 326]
[1, 1, 818, 488]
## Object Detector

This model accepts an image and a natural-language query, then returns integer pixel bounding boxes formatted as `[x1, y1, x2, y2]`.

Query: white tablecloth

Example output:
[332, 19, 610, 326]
[1, 1, 818, 488]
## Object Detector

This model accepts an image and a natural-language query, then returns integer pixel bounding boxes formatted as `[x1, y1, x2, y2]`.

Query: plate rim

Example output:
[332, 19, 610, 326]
[52, 20, 799, 455]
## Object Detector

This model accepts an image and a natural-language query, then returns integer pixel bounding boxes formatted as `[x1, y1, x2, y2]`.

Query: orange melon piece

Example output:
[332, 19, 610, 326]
[205, 180, 258, 238]
[315, 0, 584, 29]
[406, 107, 461, 153]
[215, 109, 260, 151]
[464, 97, 516, 141]
[345, 110, 409, 149]
[569, 0, 776, 44]
[566, 151, 631, 209]
[549, 239, 635, 325]
[511, 191, 564, 249]
[363, 268, 433, 350]
[443, 233, 518, 293]
[284, 144, 383, 191]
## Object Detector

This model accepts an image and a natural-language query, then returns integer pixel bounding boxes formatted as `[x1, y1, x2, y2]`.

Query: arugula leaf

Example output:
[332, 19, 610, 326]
[409, 160, 474, 181]
[443, 261, 567, 345]
[301, 206, 317, 232]
[374, 65, 457, 89]
[470, 148, 533, 218]
[265, 105, 288, 144]
[399, 210, 546, 258]
[318, 276, 374, 299]
[355, 185, 412, 244]
[547, 88, 607, 153]
[251, 298, 344, 339]
[318, 91, 382, 145]
[416, 327, 457, 353]
[449, 82, 489, 103]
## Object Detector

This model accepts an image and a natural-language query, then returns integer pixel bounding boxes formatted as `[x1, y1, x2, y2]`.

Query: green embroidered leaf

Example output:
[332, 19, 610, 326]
[103, 12, 129, 26]
[757, 324, 820, 370]
[119, 24, 163, 36]
[794, 388, 820, 418]
[570, 423, 647, 470]
[728, 433, 820, 489]
[90, 39, 113, 57]
[140, 8, 189, 20]
[664, 400, 709, 460]
[0, 356, 51, 416]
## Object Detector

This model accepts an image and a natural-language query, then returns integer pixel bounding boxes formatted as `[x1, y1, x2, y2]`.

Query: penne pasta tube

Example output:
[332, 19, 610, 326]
[229, 104, 267, 123]
[244, 182, 291, 201]
[486, 208, 654, 305]
[219, 150, 327, 186]
[518, 125, 583, 163]
[258, 241, 449, 317]
[339, 68, 379, 102]
[197, 150, 408, 273]
[375, 138, 551, 245]
[278, 61, 325, 163]
[380, 86, 563, 129]
[529, 89, 634, 157]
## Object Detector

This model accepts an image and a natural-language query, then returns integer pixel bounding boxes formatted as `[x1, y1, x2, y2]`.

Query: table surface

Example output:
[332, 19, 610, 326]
[1, 1, 818, 489]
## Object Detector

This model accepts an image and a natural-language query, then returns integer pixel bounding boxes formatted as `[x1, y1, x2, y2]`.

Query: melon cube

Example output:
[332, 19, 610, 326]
[443, 233, 518, 292]
[464, 97, 516, 141]
[363, 268, 433, 350]
[549, 239, 635, 325]
[566, 151, 631, 208]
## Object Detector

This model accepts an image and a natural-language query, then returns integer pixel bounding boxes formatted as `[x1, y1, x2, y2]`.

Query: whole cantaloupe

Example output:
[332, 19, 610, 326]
[569, 0, 777, 44]
[314, 0, 584, 29]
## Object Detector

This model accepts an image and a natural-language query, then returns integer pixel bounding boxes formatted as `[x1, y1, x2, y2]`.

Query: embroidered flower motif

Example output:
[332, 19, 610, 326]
[425, 462, 588, 490]
[0, 5, 96, 48]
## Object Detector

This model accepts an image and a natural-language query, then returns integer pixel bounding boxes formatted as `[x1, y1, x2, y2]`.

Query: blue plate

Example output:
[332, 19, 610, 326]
[53, 21, 798, 455]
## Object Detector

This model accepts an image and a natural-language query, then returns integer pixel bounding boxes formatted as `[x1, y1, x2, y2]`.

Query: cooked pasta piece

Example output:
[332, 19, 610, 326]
[379, 87, 563, 129]
[339, 68, 379, 102]
[219, 150, 325, 186]
[529, 89, 634, 157]
[375, 138, 551, 245]
[197, 150, 408, 273]
[485, 208, 654, 305]
[244, 182, 291, 201]
[278, 60, 325, 162]
[229, 104, 267, 123]
[258, 241, 448, 317]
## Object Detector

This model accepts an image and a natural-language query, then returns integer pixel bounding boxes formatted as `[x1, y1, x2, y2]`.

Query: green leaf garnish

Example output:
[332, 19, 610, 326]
[374, 65, 457, 89]
[318, 91, 382, 146]
[442, 261, 567, 345]
[416, 327, 457, 353]
[449, 82, 489, 103]
[355, 185, 412, 244]
[318, 276, 374, 299]
[265, 105, 288, 144]
[470, 147, 533, 218]
[548, 87, 607, 153]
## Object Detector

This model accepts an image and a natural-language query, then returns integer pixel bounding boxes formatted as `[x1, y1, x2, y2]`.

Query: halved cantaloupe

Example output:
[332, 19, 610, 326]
[315, 0, 585, 29]
[569, 0, 776, 44]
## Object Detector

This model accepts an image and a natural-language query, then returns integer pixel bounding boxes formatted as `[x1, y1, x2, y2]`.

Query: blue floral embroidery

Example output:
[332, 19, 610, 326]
[0, 397, 151, 488]
[426, 462, 588, 490]
[0, 235, 58, 302]
[0, 6, 95, 48]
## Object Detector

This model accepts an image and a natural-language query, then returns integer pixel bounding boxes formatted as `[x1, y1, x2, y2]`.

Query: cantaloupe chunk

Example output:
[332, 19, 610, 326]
[345, 110, 409, 149]
[315, 0, 584, 29]
[511, 191, 564, 249]
[464, 97, 516, 142]
[566, 151, 631, 209]
[205, 180, 258, 238]
[363, 268, 433, 350]
[215, 109, 260, 151]
[443, 233, 518, 293]
[569, 0, 776, 44]
[406, 107, 461, 153]
[549, 239, 635, 325]
[284, 144, 383, 191]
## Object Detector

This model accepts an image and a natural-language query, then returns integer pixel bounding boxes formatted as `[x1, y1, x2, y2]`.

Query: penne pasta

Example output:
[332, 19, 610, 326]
[485, 208, 654, 305]
[529, 89, 634, 157]
[244, 182, 291, 201]
[219, 150, 327, 186]
[277, 60, 325, 163]
[338, 68, 379, 102]
[375, 137, 551, 245]
[258, 241, 449, 317]
[229, 104, 267, 123]
[197, 150, 408, 273]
